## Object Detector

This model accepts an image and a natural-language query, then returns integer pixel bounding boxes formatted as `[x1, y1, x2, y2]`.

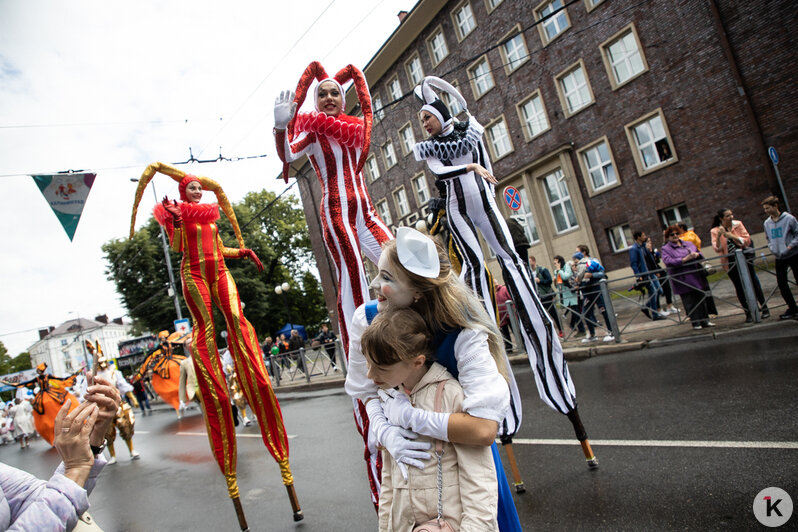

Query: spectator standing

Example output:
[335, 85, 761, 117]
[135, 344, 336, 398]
[494, 279, 514, 351]
[677, 223, 702, 250]
[8, 398, 35, 449]
[530, 256, 563, 337]
[710, 208, 769, 322]
[131, 376, 152, 416]
[553, 255, 584, 337]
[762, 196, 798, 319]
[645, 238, 679, 314]
[629, 231, 665, 321]
[573, 247, 614, 342]
[288, 330, 306, 376]
[506, 216, 531, 270]
[314, 324, 339, 370]
[661, 226, 714, 329]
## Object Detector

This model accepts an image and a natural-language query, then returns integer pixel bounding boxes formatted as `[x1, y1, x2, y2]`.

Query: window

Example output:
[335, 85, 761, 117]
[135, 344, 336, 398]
[486, 116, 513, 160]
[399, 123, 416, 155]
[608, 224, 633, 252]
[365, 155, 381, 182]
[555, 61, 594, 117]
[500, 29, 528, 73]
[376, 199, 392, 225]
[659, 204, 693, 230]
[517, 91, 549, 140]
[393, 187, 410, 217]
[441, 88, 464, 117]
[406, 55, 424, 86]
[542, 169, 578, 233]
[516, 186, 540, 243]
[536, 0, 570, 44]
[427, 27, 449, 66]
[601, 24, 648, 89]
[382, 140, 397, 169]
[577, 137, 619, 194]
[625, 109, 678, 175]
[387, 77, 402, 103]
[61, 339, 68, 346]
[373, 94, 385, 122]
[468, 56, 495, 99]
[485, 0, 504, 13]
[412, 174, 430, 206]
[585, 0, 605, 12]
[452, 1, 476, 41]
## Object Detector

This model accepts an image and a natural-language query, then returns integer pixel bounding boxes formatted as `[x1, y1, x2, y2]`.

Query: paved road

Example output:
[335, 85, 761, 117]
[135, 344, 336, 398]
[2, 326, 796, 531]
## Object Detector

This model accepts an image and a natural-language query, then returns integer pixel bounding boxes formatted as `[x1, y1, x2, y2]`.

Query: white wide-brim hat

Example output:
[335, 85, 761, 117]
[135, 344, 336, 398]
[396, 226, 440, 278]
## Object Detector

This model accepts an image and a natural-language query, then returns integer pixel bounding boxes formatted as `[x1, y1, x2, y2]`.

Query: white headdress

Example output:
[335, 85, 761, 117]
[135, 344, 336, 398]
[396, 227, 440, 278]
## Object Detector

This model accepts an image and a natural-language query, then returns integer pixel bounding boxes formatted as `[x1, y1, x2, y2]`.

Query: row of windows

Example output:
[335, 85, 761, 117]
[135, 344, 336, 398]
[607, 203, 694, 252]
[374, 174, 431, 227]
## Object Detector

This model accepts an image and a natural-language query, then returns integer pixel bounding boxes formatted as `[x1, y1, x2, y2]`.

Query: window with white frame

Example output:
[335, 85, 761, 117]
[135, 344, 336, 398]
[486, 0, 504, 12]
[441, 89, 464, 116]
[406, 55, 424, 86]
[382, 141, 397, 169]
[373, 94, 385, 122]
[557, 62, 593, 116]
[393, 187, 410, 217]
[518, 92, 549, 139]
[365, 156, 381, 182]
[585, 0, 604, 12]
[487, 117, 513, 159]
[399, 124, 416, 155]
[580, 140, 618, 191]
[542, 169, 578, 233]
[517, 186, 540, 243]
[428, 28, 449, 66]
[387, 77, 402, 103]
[537, 0, 570, 44]
[608, 224, 633, 252]
[412, 174, 430, 206]
[602, 26, 647, 88]
[468, 57, 495, 99]
[376, 199, 392, 225]
[501, 32, 528, 72]
[626, 110, 676, 173]
[659, 204, 692, 229]
[453, 2, 476, 41]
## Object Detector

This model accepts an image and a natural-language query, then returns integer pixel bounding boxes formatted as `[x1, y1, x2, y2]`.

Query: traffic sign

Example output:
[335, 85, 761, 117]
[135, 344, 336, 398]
[174, 318, 191, 335]
[504, 186, 522, 211]
[768, 146, 779, 165]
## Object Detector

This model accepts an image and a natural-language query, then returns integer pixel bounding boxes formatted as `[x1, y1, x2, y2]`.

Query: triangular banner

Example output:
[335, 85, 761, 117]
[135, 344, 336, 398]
[32, 172, 96, 241]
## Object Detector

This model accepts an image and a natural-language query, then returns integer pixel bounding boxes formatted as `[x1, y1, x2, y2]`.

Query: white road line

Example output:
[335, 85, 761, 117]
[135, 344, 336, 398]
[508, 439, 798, 449]
[176, 431, 296, 439]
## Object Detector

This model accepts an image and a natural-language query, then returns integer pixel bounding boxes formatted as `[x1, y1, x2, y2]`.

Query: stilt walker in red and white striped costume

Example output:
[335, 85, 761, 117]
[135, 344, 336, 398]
[273, 62, 393, 507]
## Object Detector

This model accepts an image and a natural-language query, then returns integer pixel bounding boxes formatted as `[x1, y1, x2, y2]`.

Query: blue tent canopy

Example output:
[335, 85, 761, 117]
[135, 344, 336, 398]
[274, 323, 307, 341]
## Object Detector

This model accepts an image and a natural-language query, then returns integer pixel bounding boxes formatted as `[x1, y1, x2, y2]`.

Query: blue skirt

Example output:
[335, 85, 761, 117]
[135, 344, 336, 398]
[492, 442, 522, 531]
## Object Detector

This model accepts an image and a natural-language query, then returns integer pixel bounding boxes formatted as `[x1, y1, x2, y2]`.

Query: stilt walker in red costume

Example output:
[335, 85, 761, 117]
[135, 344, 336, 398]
[273, 62, 393, 506]
[130, 163, 303, 530]
[1, 363, 79, 447]
[135, 331, 186, 413]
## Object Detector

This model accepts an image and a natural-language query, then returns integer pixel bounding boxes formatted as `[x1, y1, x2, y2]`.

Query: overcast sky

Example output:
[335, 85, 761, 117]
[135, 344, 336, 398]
[0, 0, 419, 359]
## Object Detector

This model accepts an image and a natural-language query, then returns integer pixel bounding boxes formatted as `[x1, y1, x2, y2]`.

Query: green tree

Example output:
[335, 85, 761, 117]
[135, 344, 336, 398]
[104, 189, 327, 342]
[0, 343, 31, 376]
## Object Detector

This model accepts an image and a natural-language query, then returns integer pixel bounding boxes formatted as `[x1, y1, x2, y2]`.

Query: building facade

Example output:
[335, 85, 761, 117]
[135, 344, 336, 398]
[28, 316, 133, 377]
[288, 0, 796, 328]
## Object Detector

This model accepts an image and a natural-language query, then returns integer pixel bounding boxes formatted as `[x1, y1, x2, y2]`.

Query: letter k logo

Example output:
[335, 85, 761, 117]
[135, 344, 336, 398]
[765, 496, 783, 517]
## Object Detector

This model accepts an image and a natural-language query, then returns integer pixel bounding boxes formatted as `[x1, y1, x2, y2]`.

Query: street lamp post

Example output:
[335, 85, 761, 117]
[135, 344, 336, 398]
[130, 178, 184, 322]
[274, 282, 292, 327]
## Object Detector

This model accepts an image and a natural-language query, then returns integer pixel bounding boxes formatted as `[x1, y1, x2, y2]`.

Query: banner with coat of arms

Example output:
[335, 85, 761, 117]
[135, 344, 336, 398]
[32, 172, 97, 241]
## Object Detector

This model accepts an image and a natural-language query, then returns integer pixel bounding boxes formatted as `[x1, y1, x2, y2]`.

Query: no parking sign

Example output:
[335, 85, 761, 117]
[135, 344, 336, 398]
[503, 186, 522, 211]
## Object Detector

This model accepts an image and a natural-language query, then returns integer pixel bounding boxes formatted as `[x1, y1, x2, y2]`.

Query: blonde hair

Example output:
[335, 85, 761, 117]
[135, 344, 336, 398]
[361, 308, 432, 367]
[380, 239, 510, 381]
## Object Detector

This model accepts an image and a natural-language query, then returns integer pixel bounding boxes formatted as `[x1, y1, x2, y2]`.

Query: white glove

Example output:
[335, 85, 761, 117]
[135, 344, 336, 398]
[365, 397, 430, 480]
[379, 388, 450, 442]
[274, 90, 297, 130]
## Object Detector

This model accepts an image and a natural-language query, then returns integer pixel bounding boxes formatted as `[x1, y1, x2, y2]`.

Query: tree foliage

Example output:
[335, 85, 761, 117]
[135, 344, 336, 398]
[103, 189, 328, 342]
[0, 342, 32, 375]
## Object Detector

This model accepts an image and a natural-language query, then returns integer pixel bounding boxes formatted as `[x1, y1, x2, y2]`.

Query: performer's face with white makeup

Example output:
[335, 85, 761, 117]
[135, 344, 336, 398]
[317, 81, 343, 117]
[186, 181, 203, 203]
[420, 110, 442, 137]
[370, 252, 421, 312]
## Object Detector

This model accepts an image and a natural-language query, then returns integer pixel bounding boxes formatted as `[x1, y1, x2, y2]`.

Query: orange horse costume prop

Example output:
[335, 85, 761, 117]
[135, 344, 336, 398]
[135, 331, 186, 412]
[1, 363, 79, 446]
[130, 162, 302, 530]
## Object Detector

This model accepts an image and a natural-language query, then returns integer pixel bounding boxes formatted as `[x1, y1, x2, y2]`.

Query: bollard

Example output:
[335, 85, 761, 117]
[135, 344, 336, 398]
[599, 279, 621, 342]
[734, 249, 760, 322]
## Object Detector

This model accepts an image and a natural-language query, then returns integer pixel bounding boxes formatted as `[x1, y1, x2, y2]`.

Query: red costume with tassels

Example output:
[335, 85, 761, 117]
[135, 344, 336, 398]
[274, 62, 393, 506]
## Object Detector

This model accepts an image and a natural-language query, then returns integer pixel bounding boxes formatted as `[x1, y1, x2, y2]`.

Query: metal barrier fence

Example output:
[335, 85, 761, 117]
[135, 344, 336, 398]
[500, 245, 796, 351]
[266, 340, 346, 387]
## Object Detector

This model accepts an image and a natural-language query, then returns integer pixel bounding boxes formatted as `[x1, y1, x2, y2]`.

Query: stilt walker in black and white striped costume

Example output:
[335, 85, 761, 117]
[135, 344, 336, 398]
[413, 76, 598, 469]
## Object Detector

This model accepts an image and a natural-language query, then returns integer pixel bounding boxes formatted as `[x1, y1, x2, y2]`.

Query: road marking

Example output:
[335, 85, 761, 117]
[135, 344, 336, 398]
[509, 439, 798, 449]
[176, 431, 296, 439]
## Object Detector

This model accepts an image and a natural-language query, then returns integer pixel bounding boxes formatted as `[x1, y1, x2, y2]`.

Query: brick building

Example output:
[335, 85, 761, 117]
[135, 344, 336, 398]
[286, 0, 796, 329]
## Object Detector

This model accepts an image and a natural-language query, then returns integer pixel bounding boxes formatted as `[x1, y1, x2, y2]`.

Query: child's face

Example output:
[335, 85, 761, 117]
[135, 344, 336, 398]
[366, 355, 425, 390]
[370, 253, 420, 312]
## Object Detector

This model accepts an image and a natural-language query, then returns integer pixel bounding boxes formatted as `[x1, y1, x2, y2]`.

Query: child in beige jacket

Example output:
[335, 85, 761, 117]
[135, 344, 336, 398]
[361, 308, 498, 532]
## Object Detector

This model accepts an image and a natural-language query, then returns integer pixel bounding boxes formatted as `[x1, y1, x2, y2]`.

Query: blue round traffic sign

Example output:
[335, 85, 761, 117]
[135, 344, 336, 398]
[504, 186, 522, 211]
[768, 146, 779, 165]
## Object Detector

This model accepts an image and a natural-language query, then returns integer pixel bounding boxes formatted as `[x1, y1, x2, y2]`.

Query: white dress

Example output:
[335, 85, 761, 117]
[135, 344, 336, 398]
[9, 402, 35, 438]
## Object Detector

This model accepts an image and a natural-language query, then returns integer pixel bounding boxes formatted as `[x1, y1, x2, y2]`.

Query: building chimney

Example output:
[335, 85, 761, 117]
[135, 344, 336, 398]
[397, 10, 408, 23]
[39, 328, 50, 340]
[95, 314, 109, 324]
[113, 318, 123, 325]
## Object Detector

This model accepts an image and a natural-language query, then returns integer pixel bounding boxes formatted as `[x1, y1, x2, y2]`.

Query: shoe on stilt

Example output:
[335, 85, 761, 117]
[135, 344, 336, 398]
[108, 456, 117, 465]
[131, 451, 140, 460]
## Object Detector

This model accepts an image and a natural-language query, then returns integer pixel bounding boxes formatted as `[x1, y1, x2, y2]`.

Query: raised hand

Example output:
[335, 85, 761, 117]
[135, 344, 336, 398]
[54, 399, 99, 487]
[162, 197, 183, 228]
[83, 372, 121, 447]
[241, 248, 264, 272]
[274, 90, 297, 130]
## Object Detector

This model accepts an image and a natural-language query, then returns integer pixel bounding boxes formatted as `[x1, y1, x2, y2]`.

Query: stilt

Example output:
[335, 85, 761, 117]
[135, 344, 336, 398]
[500, 436, 525, 493]
[231, 496, 249, 531]
[286, 483, 304, 521]
[567, 408, 598, 468]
